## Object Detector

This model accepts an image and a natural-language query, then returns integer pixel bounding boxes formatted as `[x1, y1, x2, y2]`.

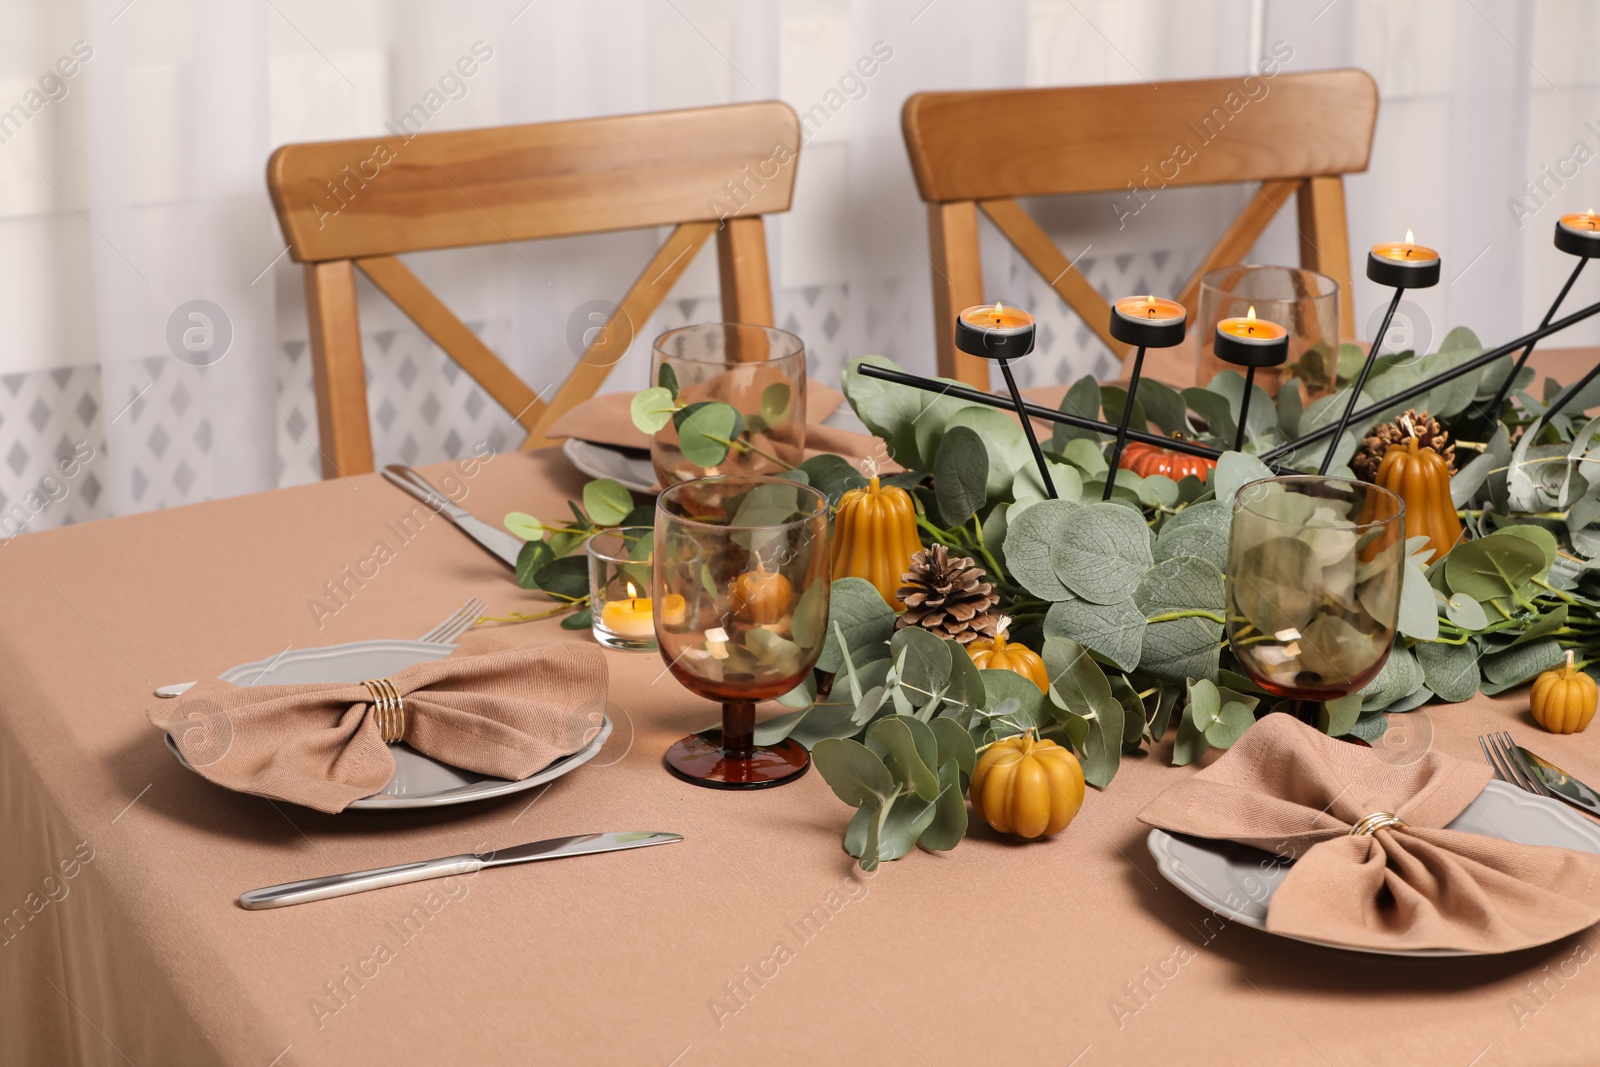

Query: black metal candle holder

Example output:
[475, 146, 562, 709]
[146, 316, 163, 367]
[1212, 314, 1289, 452]
[1481, 221, 1593, 424]
[1104, 298, 1187, 500]
[1316, 240, 1441, 474]
[954, 303, 1054, 499]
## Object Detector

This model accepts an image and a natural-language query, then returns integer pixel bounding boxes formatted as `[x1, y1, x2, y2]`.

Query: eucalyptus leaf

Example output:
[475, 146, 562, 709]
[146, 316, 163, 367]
[516, 539, 554, 590]
[1044, 597, 1145, 673]
[1320, 692, 1365, 737]
[760, 382, 791, 424]
[1444, 535, 1547, 602]
[1204, 700, 1255, 749]
[1396, 559, 1440, 641]
[933, 425, 989, 524]
[1153, 521, 1229, 573]
[581, 478, 634, 527]
[1415, 640, 1480, 703]
[816, 578, 896, 674]
[866, 716, 940, 802]
[1213, 451, 1274, 505]
[889, 626, 953, 696]
[928, 717, 977, 778]
[982, 668, 1048, 731]
[947, 405, 1030, 501]
[1444, 593, 1489, 631]
[535, 554, 589, 598]
[1359, 645, 1425, 711]
[1508, 604, 1568, 648]
[560, 607, 592, 631]
[504, 511, 545, 541]
[843, 356, 969, 469]
[1049, 502, 1154, 604]
[813, 738, 896, 807]
[797, 454, 868, 505]
[1049, 374, 1101, 450]
[630, 387, 677, 434]
[918, 759, 969, 852]
[876, 793, 938, 862]
[1134, 555, 1225, 683]
[674, 401, 739, 468]
[1042, 635, 1123, 787]
[1002, 499, 1080, 600]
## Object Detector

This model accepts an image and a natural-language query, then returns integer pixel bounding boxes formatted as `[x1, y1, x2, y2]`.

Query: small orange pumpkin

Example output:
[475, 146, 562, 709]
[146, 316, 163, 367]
[969, 731, 1085, 839]
[730, 568, 792, 624]
[1118, 439, 1216, 482]
[1531, 650, 1597, 734]
[966, 618, 1049, 693]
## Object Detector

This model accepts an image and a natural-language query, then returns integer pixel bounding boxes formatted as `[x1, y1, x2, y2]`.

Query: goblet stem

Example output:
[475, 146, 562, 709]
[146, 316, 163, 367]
[1290, 699, 1319, 727]
[721, 700, 756, 760]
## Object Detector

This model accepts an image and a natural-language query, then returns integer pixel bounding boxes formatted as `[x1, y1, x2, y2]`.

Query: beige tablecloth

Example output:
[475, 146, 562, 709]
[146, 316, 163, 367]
[5, 350, 1600, 1066]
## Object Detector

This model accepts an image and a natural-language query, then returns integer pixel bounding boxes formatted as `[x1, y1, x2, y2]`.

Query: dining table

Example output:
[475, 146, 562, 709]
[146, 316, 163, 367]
[6, 346, 1600, 1067]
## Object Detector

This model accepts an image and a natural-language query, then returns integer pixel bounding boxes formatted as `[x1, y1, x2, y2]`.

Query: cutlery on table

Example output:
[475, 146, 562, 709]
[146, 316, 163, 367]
[1479, 731, 1600, 819]
[381, 464, 523, 570]
[238, 832, 682, 909]
[152, 598, 486, 699]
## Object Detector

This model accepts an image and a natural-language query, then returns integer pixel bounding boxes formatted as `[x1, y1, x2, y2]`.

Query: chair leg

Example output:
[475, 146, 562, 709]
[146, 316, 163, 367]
[304, 261, 375, 478]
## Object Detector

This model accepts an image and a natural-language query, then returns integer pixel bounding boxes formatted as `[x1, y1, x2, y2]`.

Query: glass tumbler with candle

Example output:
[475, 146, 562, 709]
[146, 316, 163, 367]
[587, 527, 683, 652]
[651, 324, 807, 488]
[1226, 476, 1405, 725]
[1197, 266, 1340, 402]
[654, 477, 829, 788]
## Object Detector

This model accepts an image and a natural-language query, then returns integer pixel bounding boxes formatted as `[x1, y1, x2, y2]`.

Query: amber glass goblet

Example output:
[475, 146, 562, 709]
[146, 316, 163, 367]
[1226, 476, 1405, 723]
[654, 476, 830, 788]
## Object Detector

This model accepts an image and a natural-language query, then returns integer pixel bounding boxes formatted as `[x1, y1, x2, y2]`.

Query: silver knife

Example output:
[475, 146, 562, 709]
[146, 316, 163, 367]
[381, 464, 524, 569]
[238, 832, 682, 910]
[1517, 746, 1600, 819]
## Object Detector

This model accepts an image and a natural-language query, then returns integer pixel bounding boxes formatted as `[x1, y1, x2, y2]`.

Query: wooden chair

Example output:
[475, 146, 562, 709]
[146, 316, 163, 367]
[267, 101, 799, 477]
[901, 70, 1379, 387]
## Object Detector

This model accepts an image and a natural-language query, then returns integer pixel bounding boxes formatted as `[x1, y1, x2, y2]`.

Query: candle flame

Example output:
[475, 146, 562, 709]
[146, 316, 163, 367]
[1404, 228, 1414, 244]
[625, 582, 638, 599]
[1246, 306, 1256, 322]
[1145, 295, 1157, 318]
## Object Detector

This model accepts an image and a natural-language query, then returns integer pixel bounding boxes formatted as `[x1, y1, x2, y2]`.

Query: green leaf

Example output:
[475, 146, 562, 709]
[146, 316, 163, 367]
[1213, 450, 1274, 505]
[1183, 387, 1236, 444]
[945, 406, 1030, 501]
[760, 382, 791, 424]
[889, 626, 953, 695]
[1231, 535, 1318, 634]
[1444, 535, 1547, 602]
[674, 401, 740, 468]
[657, 361, 679, 399]
[797, 454, 868, 506]
[866, 717, 940, 802]
[1508, 604, 1568, 648]
[504, 511, 545, 541]
[1134, 556, 1226, 683]
[1050, 374, 1102, 450]
[1185, 677, 1220, 731]
[1347, 708, 1391, 743]
[812, 738, 896, 807]
[816, 578, 896, 673]
[1002, 499, 1080, 600]
[791, 578, 829, 649]
[629, 387, 677, 434]
[516, 540, 555, 590]
[1359, 646, 1425, 711]
[1060, 437, 1109, 477]
[581, 479, 634, 527]
[533, 555, 588, 600]
[982, 668, 1048, 731]
[1396, 559, 1439, 641]
[1041, 636, 1122, 787]
[1044, 597, 1145, 673]
[1010, 461, 1083, 513]
[918, 760, 968, 851]
[1204, 701, 1255, 749]
[1320, 693, 1364, 737]
[1139, 379, 1190, 437]
[1153, 521, 1228, 573]
[1444, 593, 1488, 631]
[1492, 524, 1559, 571]
[928, 718, 977, 779]
[933, 425, 989, 525]
[1481, 638, 1564, 691]
[560, 607, 593, 631]
[843, 356, 970, 470]
[877, 793, 937, 862]
[1415, 640, 1480, 704]
[1049, 502, 1154, 605]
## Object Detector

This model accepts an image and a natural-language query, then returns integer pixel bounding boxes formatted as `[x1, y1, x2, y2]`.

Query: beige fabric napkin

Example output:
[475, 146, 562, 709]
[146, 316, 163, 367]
[148, 643, 608, 813]
[1139, 714, 1600, 953]
[546, 379, 846, 452]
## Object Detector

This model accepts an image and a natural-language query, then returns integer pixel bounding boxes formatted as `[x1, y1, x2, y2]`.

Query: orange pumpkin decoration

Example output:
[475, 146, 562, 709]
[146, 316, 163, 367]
[730, 568, 792, 624]
[1118, 439, 1216, 482]
[969, 731, 1085, 839]
[966, 618, 1049, 692]
[1369, 434, 1462, 562]
[1531, 650, 1597, 734]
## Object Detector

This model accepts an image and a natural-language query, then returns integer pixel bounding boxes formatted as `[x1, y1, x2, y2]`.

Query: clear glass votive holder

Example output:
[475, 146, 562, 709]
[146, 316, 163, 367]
[586, 526, 659, 652]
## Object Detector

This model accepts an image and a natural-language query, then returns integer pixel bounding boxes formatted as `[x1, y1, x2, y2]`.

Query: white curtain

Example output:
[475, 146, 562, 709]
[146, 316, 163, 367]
[0, 0, 1593, 530]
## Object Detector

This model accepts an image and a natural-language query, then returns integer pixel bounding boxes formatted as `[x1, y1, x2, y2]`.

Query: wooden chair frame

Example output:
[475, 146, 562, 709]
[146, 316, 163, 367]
[268, 101, 800, 477]
[901, 70, 1380, 386]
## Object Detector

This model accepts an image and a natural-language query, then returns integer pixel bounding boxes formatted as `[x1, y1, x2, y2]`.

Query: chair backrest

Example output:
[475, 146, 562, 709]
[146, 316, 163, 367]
[268, 101, 800, 477]
[901, 69, 1379, 386]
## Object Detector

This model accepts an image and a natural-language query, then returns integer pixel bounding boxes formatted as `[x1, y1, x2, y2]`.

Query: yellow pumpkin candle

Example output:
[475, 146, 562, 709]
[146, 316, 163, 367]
[730, 568, 792, 625]
[1368, 426, 1462, 561]
[970, 731, 1085, 839]
[1531, 650, 1597, 734]
[831, 475, 922, 610]
[966, 617, 1049, 692]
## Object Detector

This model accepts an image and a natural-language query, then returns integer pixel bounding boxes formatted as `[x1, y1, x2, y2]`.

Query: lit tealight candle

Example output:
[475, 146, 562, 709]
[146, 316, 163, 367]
[1367, 229, 1441, 288]
[599, 583, 684, 639]
[954, 302, 1036, 360]
[1555, 209, 1600, 258]
[1217, 306, 1287, 343]
[1214, 306, 1289, 369]
[1114, 294, 1185, 326]
[1107, 294, 1187, 348]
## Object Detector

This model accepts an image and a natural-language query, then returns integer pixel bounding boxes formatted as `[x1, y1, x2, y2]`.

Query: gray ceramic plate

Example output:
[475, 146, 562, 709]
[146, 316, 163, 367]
[562, 438, 656, 494]
[1147, 779, 1600, 957]
[163, 639, 612, 811]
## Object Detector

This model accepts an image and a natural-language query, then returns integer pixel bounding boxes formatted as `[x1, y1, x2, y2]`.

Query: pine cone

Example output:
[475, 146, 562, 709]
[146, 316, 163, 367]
[895, 544, 1000, 644]
[1352, 408, 1455, 482]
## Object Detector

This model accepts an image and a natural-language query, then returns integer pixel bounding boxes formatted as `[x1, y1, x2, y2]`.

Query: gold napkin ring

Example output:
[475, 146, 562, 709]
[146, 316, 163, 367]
[1348, 811, 1408, 836]
[362, 678, 406, 744]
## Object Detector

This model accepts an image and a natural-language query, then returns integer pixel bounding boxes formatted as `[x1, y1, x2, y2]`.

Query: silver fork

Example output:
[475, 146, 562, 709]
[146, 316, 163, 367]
[153, 598, 487, 698]
[1478, 731, 1555, 799]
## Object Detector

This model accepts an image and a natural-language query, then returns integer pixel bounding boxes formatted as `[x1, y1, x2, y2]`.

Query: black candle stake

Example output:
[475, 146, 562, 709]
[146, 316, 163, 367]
[954, 303, 1054, 499]
[1317, 236, 1441, 475]
[1481, 217, 1597, 425]
[1211, 309, 1289, 452]
[1105, 297, 1187, 501]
